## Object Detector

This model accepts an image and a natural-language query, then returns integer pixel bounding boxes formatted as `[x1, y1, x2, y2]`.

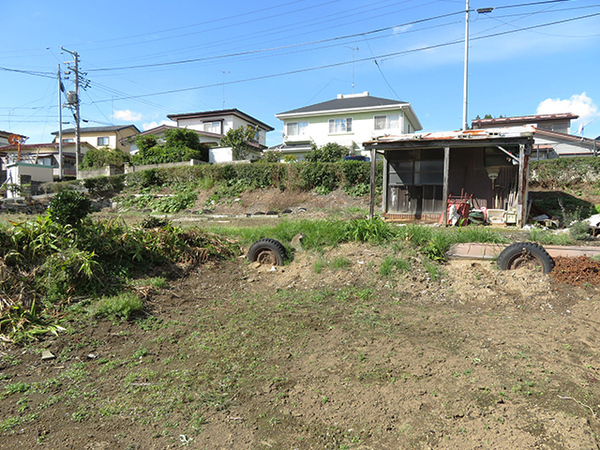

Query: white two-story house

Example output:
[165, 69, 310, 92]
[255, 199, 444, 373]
[274, 92, 422, 161]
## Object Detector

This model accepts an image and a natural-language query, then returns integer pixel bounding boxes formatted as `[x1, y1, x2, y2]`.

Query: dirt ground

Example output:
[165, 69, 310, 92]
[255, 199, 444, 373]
[2, 190, 600, 449]
[1, 244, 600, 449]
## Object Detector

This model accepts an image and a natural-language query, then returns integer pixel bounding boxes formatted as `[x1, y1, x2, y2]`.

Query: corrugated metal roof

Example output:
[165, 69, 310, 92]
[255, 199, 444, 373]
[472, 113, 578, 128]
[365, 126, 535, 146]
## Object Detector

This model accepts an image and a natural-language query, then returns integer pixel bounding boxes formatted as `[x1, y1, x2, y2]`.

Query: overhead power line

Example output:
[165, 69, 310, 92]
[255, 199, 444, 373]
[90, 10, 600, 104]
[88, 10, 465, 73]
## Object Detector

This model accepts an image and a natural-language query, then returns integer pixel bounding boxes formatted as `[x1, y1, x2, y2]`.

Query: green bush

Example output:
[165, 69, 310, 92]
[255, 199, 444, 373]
[80, 147, 130, 170]
[83, 175, 125, 196]
[300, 162, 340, 192]
[305, 143, 348, 162]
[47, 190, 92, 226]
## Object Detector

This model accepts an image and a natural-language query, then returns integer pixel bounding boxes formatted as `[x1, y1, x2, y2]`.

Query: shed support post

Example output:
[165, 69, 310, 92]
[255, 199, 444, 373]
[442, 146, 450, 226]
[517, 143, 530, 228]
[368, 147, 377, 219]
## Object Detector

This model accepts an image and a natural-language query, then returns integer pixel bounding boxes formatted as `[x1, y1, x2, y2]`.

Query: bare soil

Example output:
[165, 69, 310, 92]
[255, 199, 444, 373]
[2, 191, 600, 449]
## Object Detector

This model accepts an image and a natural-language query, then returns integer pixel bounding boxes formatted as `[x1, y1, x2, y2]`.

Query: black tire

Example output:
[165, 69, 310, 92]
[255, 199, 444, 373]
[247, 238, 286, 266]
[497, 242, 554, 273]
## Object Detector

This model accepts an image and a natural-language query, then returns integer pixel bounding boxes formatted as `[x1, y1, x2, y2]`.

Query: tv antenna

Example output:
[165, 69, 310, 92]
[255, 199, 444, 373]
[346, 47, 359, 92]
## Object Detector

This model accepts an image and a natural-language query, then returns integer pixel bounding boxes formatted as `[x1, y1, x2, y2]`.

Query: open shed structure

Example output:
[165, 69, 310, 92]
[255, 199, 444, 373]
[364, 126, 535, 228]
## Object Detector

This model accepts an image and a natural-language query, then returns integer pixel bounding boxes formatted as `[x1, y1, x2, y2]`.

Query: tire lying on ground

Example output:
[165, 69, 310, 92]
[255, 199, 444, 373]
[496, 242, 555, 273]
[247, 238, 286, 266]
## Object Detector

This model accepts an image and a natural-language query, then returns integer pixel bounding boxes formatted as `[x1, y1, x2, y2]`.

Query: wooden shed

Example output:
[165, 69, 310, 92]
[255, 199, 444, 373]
[364, 126, 535, 228]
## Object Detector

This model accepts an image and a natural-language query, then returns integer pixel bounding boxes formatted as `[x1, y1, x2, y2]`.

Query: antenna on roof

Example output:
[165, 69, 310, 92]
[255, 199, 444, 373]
[346, 47, 359, 93]
[221, 71, 230, 109]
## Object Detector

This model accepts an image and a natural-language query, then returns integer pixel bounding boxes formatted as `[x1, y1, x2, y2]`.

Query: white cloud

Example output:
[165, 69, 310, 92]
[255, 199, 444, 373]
[537, 93, 599, 134]
[393, 24, 414, 35]
[113, 109, 143, 122]
[142, 120, 176, 131]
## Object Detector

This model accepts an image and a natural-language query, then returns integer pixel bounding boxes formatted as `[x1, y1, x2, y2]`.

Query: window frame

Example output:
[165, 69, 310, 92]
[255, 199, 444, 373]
[374, 114, 400, 131]
[286, 121, 308, 136]
[203, 121, 222, 134]
[97, 136, 110, 147]
[328, 117, 353, 134]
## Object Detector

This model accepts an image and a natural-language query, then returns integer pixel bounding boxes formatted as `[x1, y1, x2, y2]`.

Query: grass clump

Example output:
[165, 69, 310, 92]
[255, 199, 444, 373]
[379, 256, 411, 277]
[343, 218, 395, 244]
[87, 293, 143, 320]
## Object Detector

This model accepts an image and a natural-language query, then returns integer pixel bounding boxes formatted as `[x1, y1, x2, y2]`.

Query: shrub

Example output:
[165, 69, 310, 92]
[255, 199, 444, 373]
[47, 190, 92, 226]
[300, 162, 340, 192]
[305, 143, 348, 163]
[80, 147, 130, 170]
[83, 175, 125, 196]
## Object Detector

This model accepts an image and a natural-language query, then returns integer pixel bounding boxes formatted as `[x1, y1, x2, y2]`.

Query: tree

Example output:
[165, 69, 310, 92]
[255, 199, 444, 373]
[131, 129, 209, 165]
[220, 125, 259, 160]
[80, 147, 130, 170]
[304, 142, 348, 163]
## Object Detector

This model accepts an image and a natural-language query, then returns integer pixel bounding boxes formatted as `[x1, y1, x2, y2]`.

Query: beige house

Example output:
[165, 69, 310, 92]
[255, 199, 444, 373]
[52, 125, 140, 154]
[472, 114, 599, 159]
[0, 141, 96, 178]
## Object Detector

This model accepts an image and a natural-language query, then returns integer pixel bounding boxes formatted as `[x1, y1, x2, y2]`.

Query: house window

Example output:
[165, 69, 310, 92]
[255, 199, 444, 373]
[286, 121, 308, 136]
[328, 118, 352, 134]
[38, 157, 54, 166]
[374, 114, 399, 131]
[62, 138, 74, 144]
[97, 137, 109, 146]
[203, 121, 221, 134]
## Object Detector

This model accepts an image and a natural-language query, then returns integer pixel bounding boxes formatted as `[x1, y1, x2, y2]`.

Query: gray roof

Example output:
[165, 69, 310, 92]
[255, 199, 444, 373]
[277, 95, 408, 116]
[52, 124, 140, 135]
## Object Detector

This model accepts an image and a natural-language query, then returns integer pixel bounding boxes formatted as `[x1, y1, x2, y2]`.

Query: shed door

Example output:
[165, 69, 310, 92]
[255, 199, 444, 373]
[387, 149, 444, 214]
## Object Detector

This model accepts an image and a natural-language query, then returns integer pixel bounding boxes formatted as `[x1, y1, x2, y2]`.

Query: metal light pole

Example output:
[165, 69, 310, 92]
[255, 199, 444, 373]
[462, 5, 494, 131]
[462, 0, 470, 131]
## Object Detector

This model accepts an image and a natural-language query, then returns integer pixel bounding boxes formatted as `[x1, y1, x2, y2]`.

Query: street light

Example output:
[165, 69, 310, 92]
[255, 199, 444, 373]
[462, 3, 494, 131]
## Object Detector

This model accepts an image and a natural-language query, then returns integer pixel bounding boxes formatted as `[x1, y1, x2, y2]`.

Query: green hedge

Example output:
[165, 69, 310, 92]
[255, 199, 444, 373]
[530, 157, 600, 187]
[57, 161, 383, 198]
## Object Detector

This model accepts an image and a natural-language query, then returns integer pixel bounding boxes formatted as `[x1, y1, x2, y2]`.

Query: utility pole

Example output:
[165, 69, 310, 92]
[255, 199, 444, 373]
[61, 47, 81, 176]
[462, 0, 470, 131]
[58, 65, 63, 180]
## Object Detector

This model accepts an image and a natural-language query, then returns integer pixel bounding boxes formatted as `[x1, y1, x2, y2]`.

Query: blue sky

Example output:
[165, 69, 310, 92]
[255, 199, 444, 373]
[2, 0, 599, 147]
